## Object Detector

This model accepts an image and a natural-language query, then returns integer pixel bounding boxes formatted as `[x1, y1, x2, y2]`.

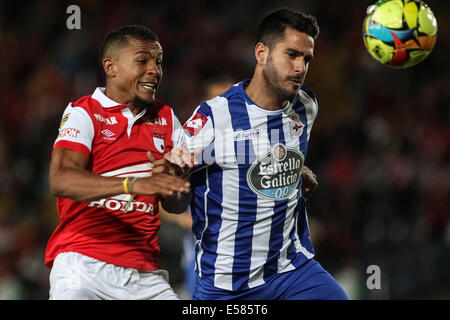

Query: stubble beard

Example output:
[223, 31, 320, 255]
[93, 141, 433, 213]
[132, 94, 154, 112]
[262, 57, 297, 103]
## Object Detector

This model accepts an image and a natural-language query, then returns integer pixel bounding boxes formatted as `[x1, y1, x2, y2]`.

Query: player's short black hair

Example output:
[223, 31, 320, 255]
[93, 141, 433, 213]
[100, 24, 159, 62]
[256, 8, 319, 48]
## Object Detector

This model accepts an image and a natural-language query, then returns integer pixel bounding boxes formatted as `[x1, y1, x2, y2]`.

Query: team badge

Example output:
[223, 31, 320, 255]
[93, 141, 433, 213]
[272, 143, 286, 161]
[152, 133, 165, 153]
[289, 114, 304, 137]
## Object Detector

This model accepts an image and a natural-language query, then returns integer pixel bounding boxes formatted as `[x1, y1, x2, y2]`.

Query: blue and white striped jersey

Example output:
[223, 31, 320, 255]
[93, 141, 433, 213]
[183, 80, 318, 291]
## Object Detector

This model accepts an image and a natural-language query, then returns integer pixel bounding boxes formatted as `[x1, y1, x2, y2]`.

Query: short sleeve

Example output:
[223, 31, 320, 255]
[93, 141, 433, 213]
[298, 87, 318, 143]
[183, 103, 215, 153]
[53, 103, 95, 158]
[171, 110, 186, 149]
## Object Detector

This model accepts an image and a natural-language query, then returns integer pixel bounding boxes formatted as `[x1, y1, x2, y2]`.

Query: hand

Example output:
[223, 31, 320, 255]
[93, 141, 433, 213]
[153, 146, 196, 177]
[147, 151, 176, 175]
[301, 165, 318, 200]
[133, 173, 190, 198]
[134, 151, 191, 198]
[146, 150, 192, 204]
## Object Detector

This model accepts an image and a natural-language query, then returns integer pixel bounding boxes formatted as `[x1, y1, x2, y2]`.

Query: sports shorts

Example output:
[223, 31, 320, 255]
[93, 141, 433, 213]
[49, 251, 179, 300]
[193, 258, 349, 300]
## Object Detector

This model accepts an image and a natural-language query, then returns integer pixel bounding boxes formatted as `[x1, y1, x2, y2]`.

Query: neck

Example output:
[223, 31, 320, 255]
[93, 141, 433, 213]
[105, 84, 145, 117]
[245, 72, 286, 110]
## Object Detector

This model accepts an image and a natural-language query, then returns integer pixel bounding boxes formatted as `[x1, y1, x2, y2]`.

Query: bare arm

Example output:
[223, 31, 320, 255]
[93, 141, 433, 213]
[49, 148, 190, 202]
[160, 190, 192, 214]
[148, 149, 194, 214]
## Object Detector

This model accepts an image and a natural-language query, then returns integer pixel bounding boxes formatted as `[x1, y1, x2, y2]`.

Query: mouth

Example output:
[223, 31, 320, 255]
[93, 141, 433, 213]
[139, 82, 157, 91]
[288, 78, 302, 85]
[288, 80, 302, 90]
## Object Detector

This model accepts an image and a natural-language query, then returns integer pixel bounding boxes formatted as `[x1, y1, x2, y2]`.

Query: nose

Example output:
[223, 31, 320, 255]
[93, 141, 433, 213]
[294, 57, 306, 74]
[146, 60, 161, 77]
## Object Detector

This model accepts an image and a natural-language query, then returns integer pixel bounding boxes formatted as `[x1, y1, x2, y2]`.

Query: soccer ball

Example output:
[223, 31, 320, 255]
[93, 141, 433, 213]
[362, 0, 437, 68]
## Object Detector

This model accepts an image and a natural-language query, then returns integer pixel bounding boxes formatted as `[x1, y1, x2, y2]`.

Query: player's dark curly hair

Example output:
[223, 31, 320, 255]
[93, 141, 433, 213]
[256, 8, 319, 48]
[100, 24, 159, 63]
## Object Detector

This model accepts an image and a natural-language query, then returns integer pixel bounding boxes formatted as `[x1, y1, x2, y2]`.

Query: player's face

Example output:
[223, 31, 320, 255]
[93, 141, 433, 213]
[262, 28, 314, 101]
[114, 38, 163, 104]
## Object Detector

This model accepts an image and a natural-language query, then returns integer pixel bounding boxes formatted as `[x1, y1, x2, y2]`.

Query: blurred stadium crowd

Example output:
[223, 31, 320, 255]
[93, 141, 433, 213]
[0, 0, 448, 299]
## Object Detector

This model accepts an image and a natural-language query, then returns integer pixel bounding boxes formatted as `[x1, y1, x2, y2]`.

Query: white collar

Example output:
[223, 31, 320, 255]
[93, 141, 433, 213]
[91, 87, 122, 108]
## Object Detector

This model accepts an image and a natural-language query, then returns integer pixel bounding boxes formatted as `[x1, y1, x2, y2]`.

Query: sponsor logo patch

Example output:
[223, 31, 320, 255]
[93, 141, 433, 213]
[247, 143, 304, 200]
[93, 113, 118, 125]
[234, 129, 260, 141]
[58, 127, 80, 138]
[88, 194, 155, 214]
[101, 129, 116, 140]
[146, 117, 167, 126]
[60, 113, 70, 128]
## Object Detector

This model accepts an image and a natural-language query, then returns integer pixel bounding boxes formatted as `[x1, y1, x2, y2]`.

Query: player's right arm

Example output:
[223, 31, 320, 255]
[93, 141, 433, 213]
[49, 148, 189, 202]
[49, 103, 189, 202]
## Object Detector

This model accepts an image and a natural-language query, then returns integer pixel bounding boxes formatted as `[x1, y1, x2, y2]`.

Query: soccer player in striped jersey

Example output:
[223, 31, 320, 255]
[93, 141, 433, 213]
[183, 9, 349, 299]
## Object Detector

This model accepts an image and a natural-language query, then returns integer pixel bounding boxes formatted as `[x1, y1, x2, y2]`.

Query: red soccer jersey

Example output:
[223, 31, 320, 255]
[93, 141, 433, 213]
[45, 87, 185, 271]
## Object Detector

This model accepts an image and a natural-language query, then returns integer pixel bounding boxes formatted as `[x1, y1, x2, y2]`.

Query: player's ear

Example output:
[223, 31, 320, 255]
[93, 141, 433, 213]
[255, 42, 269, 65]
[102, 57, 117, 78]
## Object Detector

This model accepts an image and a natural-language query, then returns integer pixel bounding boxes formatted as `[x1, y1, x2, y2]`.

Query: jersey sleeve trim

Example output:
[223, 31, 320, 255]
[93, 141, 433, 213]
[53, 140, 90, 159]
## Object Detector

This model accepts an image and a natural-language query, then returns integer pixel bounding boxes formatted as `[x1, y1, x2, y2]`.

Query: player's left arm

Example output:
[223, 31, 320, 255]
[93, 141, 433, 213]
[300, 87, 319, 200]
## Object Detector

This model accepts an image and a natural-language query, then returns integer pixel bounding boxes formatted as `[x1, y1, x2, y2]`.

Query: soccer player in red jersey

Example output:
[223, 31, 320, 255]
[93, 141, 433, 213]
[46, 25, 193, 300]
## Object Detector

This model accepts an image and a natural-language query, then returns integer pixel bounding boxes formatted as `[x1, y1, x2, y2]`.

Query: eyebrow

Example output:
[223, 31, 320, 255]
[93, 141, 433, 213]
[285, 48, 314, 59]
[134, 50, 162, 57]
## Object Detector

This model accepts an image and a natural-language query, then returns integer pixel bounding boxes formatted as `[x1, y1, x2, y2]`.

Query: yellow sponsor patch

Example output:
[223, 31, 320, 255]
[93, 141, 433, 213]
[60, 113, 70, 128]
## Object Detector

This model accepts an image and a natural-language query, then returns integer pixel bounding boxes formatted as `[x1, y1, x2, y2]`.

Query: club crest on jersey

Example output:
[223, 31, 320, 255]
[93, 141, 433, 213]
[289, 115, 304, 137]
[152, 133, 165, 153]
[247, 143, 304, 200]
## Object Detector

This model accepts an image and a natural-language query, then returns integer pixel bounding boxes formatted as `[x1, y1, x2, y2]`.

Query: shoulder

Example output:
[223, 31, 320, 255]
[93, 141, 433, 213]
[60, 95, 98, 125]
[299, 84, 317, 103]
[71, 94, 101, 113]
[141, 99, 176, 128]
[72, 93, 92, 106]
[154, 99, 173, 117]
[294, 85, 318, 121]
[201, 82, 244, 114]
[297, 85, 318, 111]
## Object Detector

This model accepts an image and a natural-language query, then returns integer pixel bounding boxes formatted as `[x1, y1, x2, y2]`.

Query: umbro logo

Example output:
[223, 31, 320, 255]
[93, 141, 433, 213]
[101, 129, 116, 140]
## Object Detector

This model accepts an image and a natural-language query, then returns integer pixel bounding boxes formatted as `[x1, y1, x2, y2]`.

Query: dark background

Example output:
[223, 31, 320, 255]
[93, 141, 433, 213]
[0, 0, 448, 299]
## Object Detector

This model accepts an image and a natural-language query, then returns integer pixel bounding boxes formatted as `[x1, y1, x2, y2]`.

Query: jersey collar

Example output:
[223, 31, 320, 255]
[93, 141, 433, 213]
[92, 87, 124, 110]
